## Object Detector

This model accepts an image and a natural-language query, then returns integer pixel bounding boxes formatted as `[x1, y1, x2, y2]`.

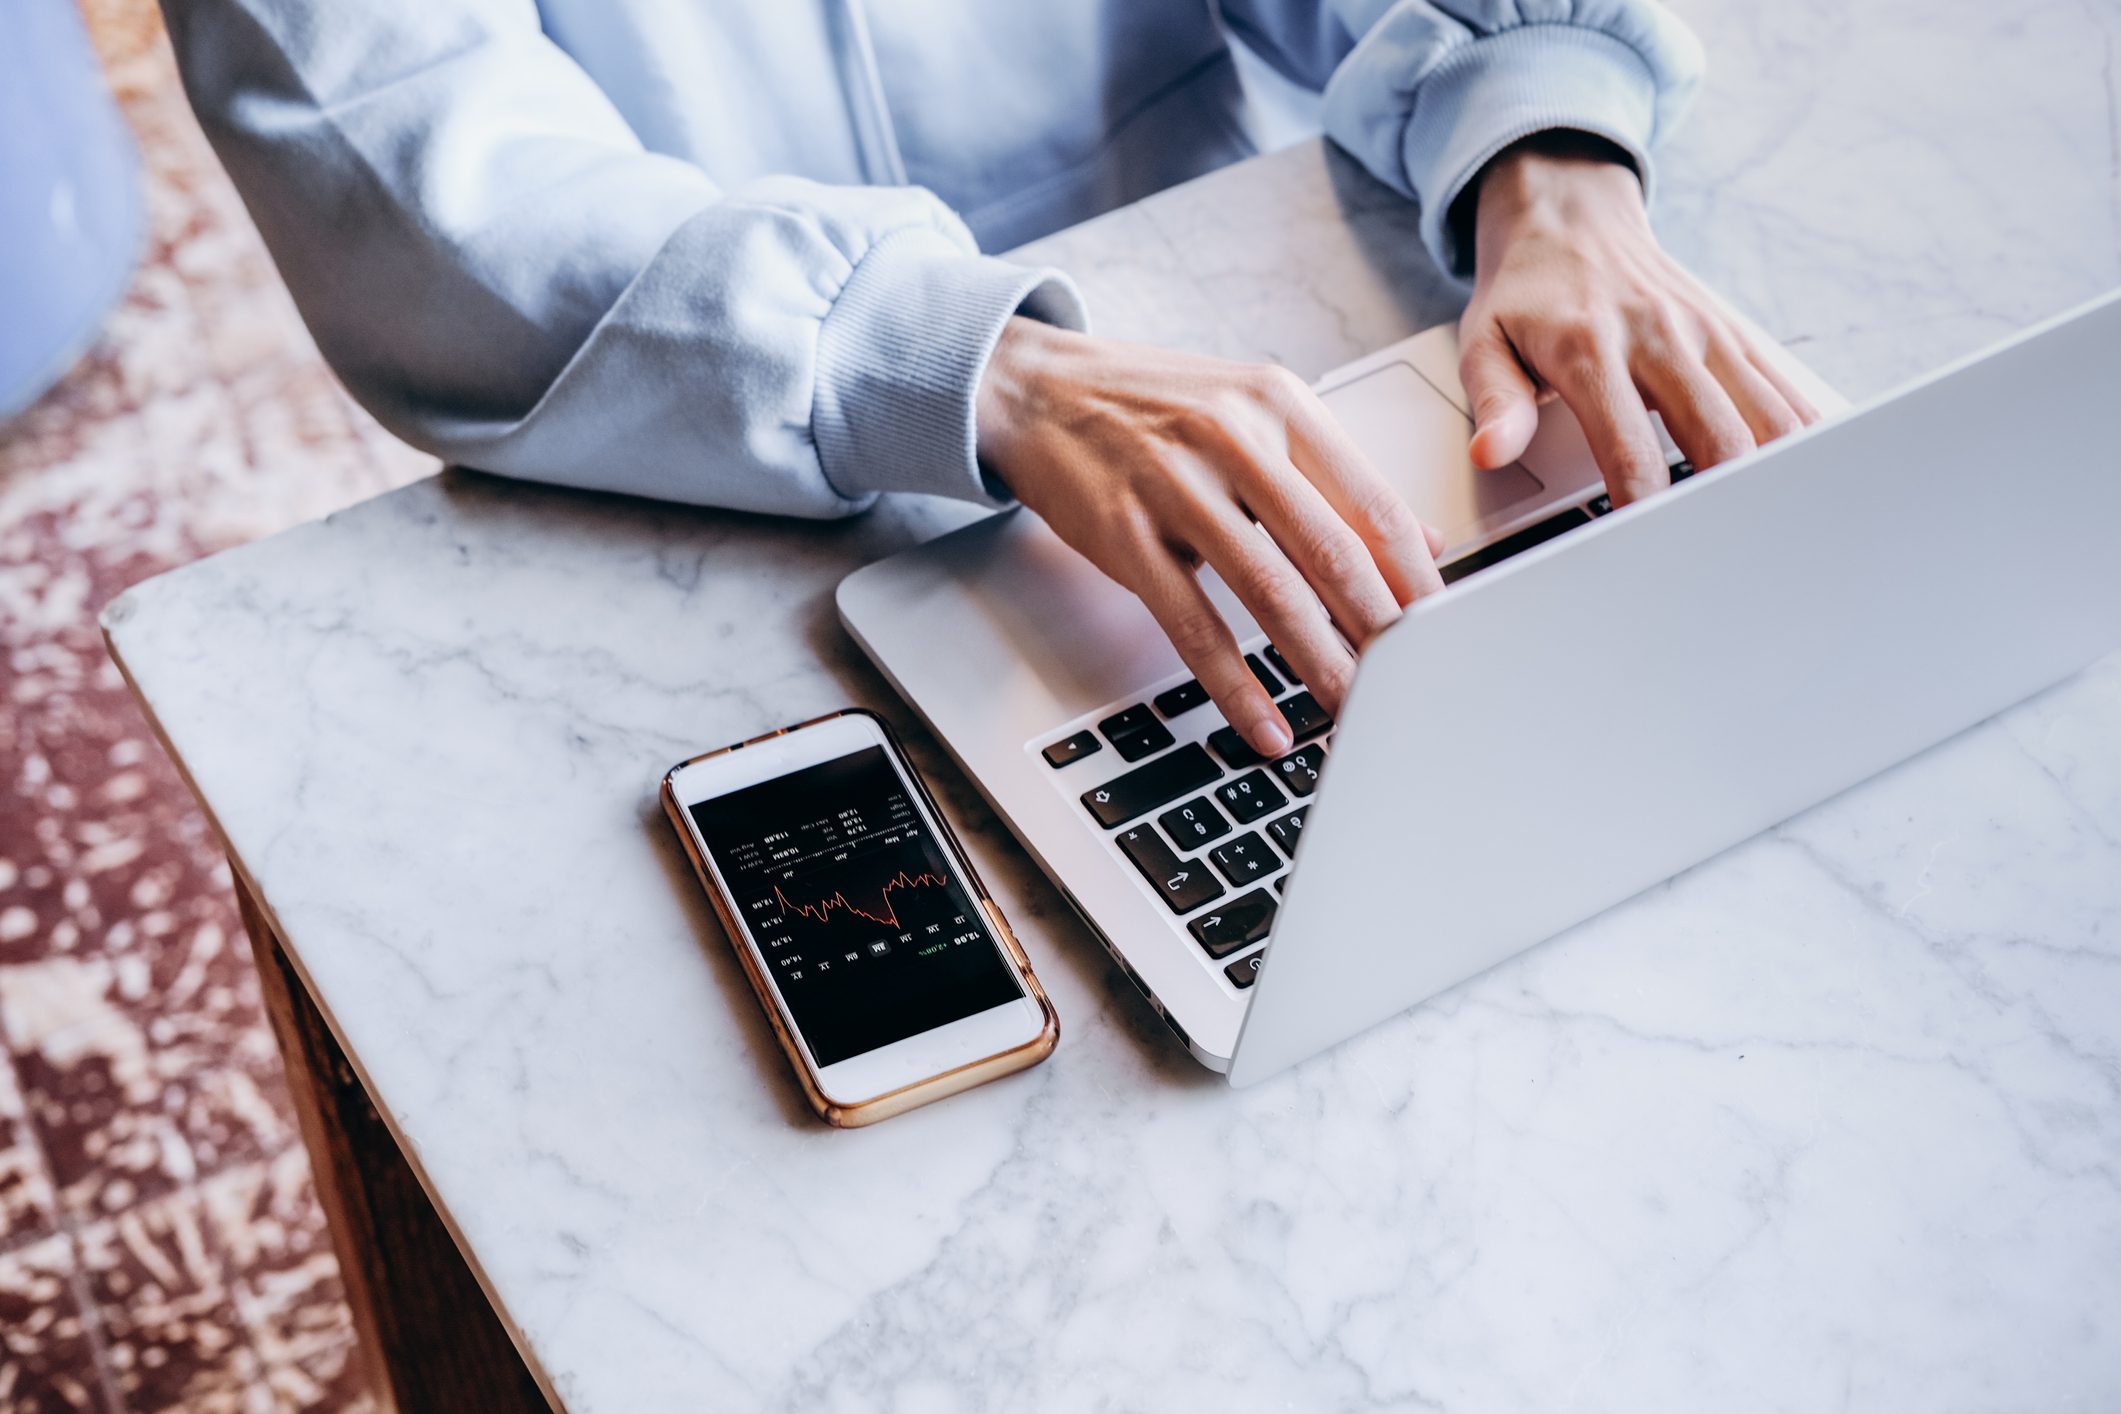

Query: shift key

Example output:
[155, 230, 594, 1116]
[1080, 743, 1220, 828]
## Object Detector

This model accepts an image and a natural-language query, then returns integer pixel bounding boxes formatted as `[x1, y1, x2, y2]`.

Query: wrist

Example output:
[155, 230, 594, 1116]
[1467, 132, 1647, 272]
[976, 316, 1070, 473]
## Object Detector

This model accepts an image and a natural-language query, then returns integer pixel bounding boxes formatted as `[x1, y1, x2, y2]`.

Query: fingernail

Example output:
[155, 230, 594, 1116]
[1469, 424, 1502, 469]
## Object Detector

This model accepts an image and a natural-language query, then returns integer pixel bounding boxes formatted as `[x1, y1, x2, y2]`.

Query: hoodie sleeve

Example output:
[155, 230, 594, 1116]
[1219, 0, 1705, 279]
[162, 0, 1084, 517]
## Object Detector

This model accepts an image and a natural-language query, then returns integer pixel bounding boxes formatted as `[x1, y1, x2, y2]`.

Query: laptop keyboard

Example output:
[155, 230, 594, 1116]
[1038, 634, 1331, 992]
[1032, 460, 1694, 997]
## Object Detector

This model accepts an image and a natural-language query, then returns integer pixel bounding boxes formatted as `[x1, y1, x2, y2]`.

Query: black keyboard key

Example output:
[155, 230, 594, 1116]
[1263, 644, 1300, 685]
[1225, 950, 1266, 989]
[1277, 691, 1332, 742]
[1098, 704, 1156, 739]
[1157, 796, 1230, 849]
[1186, 889, 1277, 958]
[1113, 720, 1172, 762]
[1265, 805, 1309, 858]
[1273, 877, 1286, 895]
[1153, 678, 1209, 718]
[1245, 653, 1281, 696]
[1116, 823, 1224, 915]
[1208, 831, 1276, 886]
[1577, 462, 1682, 527]
[1080, 743, 1220, 828]
[1043, 730, 1101, 768]
[1098, 703, 1174, 762]
[1216, 771, 1286, 824]
[1209, 686, 1331, 769]
[1207, 725, 1264, 769]
[1269, 744, 1326, 798]
[1438, 507, 1592, 586]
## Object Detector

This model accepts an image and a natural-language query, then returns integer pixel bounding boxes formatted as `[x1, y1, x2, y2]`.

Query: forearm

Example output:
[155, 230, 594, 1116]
[166, 0, 1084, 518]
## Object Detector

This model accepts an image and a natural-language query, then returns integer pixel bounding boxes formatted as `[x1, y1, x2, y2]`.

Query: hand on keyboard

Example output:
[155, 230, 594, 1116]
[1046, 642, 1331, 990]
[1456, 132, 1821, 508]
[976, 318, 1449, 757]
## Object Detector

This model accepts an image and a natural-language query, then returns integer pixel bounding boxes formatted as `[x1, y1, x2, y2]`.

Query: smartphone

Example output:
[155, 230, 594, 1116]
[662, 709, 1057, 1126]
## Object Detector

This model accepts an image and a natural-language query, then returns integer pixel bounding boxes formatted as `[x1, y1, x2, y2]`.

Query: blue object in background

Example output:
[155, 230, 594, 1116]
[0, 0, 144, 420]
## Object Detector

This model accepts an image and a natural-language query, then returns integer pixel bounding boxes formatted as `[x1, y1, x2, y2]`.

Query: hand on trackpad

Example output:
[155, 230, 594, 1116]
[1318, 361, 1545, 552]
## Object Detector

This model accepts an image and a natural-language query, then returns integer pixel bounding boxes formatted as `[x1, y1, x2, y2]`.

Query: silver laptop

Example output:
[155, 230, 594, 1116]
[838, 290, 2121, 1085]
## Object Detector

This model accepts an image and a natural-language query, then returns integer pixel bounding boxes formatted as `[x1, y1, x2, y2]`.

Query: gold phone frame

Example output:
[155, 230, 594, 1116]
[661, 708, 1058, 1128]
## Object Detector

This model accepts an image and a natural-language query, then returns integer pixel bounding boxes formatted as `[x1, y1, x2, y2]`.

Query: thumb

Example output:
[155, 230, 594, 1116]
[1460, 328, 1541, 470]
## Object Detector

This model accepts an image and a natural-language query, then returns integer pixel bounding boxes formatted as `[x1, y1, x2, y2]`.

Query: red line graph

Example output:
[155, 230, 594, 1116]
[774, 869, 948, 930]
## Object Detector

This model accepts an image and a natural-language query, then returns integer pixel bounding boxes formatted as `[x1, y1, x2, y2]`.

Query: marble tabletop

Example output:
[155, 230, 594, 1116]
[102, 1, 2121, 1409]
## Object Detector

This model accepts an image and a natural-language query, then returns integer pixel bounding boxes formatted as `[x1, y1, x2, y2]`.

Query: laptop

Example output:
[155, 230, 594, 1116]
[837, 289, 2121, 1085]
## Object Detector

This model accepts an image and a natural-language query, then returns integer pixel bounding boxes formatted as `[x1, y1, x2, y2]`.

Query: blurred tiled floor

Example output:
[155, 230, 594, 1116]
[0, 3, 429, 1408]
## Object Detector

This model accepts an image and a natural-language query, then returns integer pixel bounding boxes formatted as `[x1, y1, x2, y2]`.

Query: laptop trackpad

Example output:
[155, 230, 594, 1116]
[1320, 361, 1544, 549]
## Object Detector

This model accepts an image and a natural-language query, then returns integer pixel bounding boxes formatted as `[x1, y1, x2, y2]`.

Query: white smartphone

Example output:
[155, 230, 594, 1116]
[662, 709, 1057, 1126]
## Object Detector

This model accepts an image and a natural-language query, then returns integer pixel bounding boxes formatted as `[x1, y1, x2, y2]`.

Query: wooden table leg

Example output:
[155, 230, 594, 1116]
[236, 874, 554, 1412]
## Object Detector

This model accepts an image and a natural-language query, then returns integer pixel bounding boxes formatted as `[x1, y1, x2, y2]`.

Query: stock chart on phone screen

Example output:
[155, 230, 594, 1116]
[688, 746, 1025, 1066]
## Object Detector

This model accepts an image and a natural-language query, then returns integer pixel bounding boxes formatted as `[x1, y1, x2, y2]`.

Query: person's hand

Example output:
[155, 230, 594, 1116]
[975, 319, 1448, 757]
[1458, 133, 1821, 506]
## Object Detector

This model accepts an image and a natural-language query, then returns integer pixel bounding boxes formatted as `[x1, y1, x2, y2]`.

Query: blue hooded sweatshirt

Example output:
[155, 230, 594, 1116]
[163, 0, 1702, 516]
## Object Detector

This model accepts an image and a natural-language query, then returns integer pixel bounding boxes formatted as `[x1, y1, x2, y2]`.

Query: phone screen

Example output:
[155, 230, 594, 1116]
[687, 746, 1027, 1067]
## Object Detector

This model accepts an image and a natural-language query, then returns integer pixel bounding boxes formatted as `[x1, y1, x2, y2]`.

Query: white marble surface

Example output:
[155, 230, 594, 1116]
[104, 2, 2121, 1409]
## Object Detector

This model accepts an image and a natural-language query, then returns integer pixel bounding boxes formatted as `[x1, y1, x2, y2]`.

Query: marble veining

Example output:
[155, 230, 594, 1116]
[103, 0, 2121, 1408]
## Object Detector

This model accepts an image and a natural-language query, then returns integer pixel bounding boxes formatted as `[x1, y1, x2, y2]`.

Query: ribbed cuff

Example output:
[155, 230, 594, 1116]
[812, 228, 1087, 506]
[1402, 25, 1661, 281]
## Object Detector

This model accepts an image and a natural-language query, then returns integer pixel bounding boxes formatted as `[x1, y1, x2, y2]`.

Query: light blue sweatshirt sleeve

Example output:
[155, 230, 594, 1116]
[162, 0, 1084, 518]
[1221, 0, 1705, 278]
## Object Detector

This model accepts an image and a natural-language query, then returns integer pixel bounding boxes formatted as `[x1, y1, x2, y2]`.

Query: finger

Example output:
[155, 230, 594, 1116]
[1460, 323, 1543, 470]
[1702, 335, 1805, 447]
[1274, 375, 1447, 608]
[1542, 345, 1669, 507]
[1742, 341, 1822, 426]
[1634, 350, 1757, 472]
[1673, 269, 1822, 426]
[1230, 450, 1403, 653]
[1131, 548, 1292, 758]
[1195, 499, 1356, 722]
